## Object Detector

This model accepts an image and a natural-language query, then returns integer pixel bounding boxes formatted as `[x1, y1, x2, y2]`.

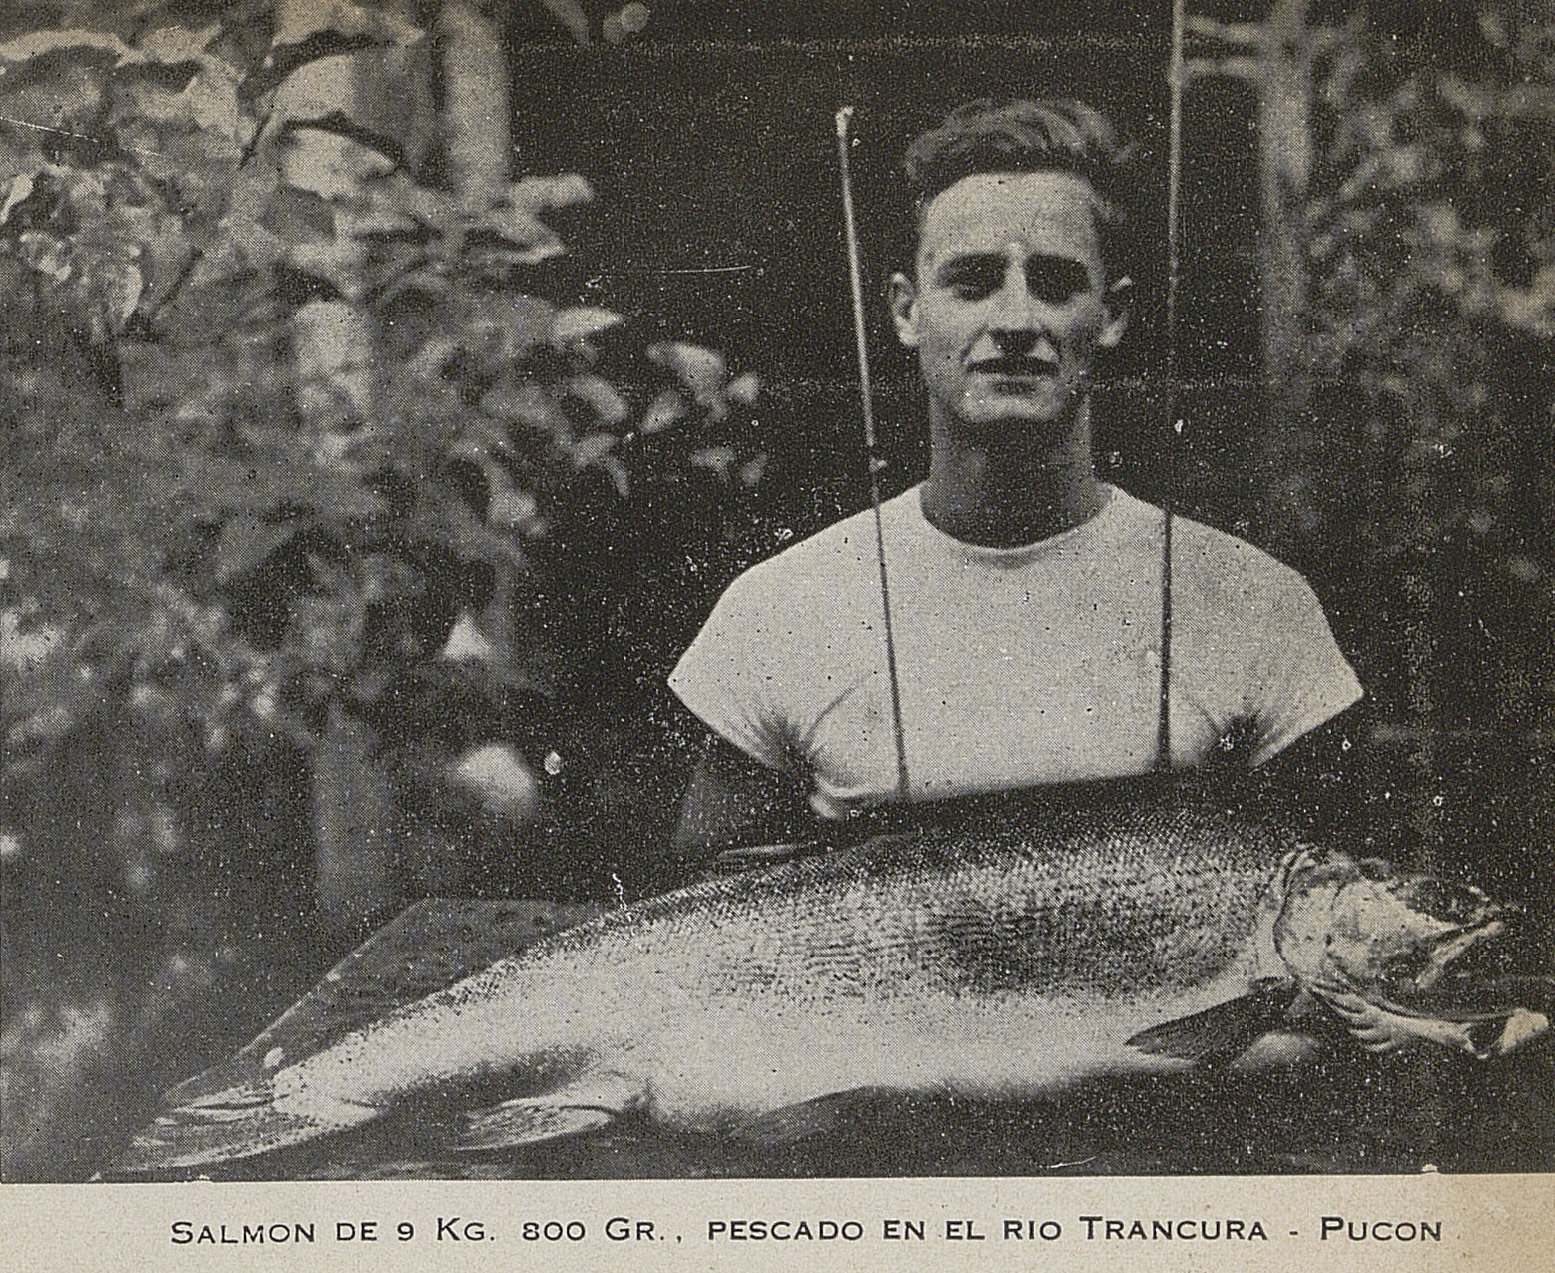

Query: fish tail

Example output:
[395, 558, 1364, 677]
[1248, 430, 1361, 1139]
[115, 1081, 379, 1173]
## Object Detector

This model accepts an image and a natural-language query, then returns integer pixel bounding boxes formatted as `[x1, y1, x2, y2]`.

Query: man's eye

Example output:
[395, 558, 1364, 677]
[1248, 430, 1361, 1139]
[948, 280, 998, 300]
[942, 265, 1001, 299]
[1027, 261, 1090, 303]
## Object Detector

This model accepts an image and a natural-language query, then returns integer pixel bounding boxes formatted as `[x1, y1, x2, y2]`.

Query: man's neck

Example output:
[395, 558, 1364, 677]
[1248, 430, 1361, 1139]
[920, 404, 1105, 549]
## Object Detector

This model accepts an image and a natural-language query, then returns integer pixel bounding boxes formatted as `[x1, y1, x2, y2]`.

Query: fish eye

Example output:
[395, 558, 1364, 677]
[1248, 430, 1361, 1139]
[1404, 878, 1494, 926]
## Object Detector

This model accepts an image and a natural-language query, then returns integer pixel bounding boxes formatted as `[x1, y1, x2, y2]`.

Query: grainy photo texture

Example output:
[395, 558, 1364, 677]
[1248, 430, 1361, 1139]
[2, 0, 1551, 1194]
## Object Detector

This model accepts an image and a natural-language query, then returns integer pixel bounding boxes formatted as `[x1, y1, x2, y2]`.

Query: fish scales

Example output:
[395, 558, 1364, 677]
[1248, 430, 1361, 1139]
[120, 793, 1547, 1173]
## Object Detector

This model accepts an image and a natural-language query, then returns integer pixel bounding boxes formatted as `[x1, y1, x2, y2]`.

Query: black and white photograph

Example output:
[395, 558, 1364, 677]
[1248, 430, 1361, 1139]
[2, 0, 1552, 1252]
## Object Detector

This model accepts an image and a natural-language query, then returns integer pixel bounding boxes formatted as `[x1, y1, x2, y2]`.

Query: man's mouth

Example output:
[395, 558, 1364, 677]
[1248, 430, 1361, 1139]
[967, 357, 1060, 379]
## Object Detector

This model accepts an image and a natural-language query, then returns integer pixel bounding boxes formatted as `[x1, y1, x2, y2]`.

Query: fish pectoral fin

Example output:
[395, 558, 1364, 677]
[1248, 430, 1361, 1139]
[737, 1088, 920, 1143]
[741, 1086, 908, 1147]
[454, 1072, 645, 1151]
[737, 1088, 908, 1143]
[1126, 978, 1301, 1062]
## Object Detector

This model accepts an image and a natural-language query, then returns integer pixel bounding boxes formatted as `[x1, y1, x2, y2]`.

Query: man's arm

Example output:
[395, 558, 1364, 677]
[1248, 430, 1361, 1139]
[1244, 702, 1369, 853]
[671, 728, 812, 859]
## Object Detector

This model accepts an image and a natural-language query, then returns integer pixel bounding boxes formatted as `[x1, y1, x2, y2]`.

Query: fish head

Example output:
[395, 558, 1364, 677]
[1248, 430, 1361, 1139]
[1274, 851, 1549, 1058]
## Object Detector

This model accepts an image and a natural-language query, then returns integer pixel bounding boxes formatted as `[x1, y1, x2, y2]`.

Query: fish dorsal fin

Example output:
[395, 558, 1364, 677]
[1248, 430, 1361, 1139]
[454, 1071, 645, 1151]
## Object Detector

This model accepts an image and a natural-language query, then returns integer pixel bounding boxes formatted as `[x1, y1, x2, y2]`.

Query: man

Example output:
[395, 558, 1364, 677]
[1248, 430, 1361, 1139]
[669, 98, 1362, 855]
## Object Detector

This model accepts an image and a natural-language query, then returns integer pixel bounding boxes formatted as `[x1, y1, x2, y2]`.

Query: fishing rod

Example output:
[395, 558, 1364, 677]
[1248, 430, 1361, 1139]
[835, 105, 911, 801]
[1156, 0, 1187, 774]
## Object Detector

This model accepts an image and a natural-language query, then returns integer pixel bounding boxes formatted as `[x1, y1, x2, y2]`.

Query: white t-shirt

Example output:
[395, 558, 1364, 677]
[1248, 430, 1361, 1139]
[670, 484, 1362, 820]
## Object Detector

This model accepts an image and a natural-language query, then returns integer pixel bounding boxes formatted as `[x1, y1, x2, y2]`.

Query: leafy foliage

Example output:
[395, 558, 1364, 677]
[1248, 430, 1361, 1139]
[1299, 3, 1553, 553]
[1, 0, 760, 1181]
[1, 7, 764, 787]
[1287, 1, 1553, 724]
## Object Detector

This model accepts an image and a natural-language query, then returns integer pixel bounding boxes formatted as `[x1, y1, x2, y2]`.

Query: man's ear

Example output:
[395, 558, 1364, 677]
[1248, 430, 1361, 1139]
[1099, 274, 1132, 350]
[888, 272, 920, 348]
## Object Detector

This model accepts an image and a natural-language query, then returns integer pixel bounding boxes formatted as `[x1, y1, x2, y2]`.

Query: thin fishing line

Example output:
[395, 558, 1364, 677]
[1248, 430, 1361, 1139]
[836, 106, 910, 800]
[1157, 0, 1186, 774]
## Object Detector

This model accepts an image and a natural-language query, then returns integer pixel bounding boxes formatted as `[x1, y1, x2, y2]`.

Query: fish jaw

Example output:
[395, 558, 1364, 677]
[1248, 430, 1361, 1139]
[1273, 852, 1536, 1057]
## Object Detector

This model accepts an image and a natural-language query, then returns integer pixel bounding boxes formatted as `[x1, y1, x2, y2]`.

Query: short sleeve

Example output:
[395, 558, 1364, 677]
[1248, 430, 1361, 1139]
[668, 571, 796, 772]
[1247, 574, 1364, 766]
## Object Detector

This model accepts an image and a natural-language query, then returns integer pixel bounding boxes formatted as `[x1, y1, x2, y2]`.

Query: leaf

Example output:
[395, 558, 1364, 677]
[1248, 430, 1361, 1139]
[18, 231, 72, 282]
[130, 24, 225, 70]
[257, 183, 335, 244]
[540, 0, 592, 44]
[0, 30, 131, 64]
[726, 370, 760, 406]
[0, 172, 33, 224]
[739, 453, 768, 488]
[277, 125, 396, 201]
[215, 514, 300, 585]
[474, 175, 595, 263]
[689, 445, 736, 480]
[476, 209, 566, 264]
[566, 374, 628, 428]
[648, 341, 725, 402]
[481, 381, 563, 433]
[618, 3, 653, 35]
[552, 306, 621, 346]
[104, 260, 144, 328]
[571, 432, 617, 469]
[639, 387, 686, 434]
[272, 1, 426, 55]
[460, 292, 555, 366]
[266, 53, 366, 139]
[511, 173, 593, 215]
[287, 235, 366, 299]
[486, 479, 541, 534]
[600, 454, 630, 498]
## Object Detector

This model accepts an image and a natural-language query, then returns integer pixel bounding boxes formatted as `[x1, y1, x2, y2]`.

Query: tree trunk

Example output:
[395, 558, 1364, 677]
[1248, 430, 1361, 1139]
[436, 0, 522, 667]
[313, 700, 403, 935]
[277, 0, 425, 934]
[438, 0, 512, 212]
[1253, 0, 1316, 558]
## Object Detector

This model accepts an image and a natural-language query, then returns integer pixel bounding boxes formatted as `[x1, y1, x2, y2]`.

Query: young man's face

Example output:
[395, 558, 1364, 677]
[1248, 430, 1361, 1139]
[890, 170, 1127, 447]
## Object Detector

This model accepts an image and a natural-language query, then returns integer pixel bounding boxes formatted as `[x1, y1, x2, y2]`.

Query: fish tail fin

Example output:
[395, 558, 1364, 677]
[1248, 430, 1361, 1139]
[116, 1081, 378, 1174]
[1127, 979, 1302, 1062]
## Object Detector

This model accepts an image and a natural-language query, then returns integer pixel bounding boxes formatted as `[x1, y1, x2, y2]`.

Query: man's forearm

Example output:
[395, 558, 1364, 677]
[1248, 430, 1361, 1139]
[671, 730, 810, 858]
[1248, 704, 1369, 851]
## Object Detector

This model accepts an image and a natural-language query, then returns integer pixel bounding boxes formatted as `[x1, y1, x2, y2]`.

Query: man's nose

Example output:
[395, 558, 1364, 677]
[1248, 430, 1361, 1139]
[987, 277, 1045, 348]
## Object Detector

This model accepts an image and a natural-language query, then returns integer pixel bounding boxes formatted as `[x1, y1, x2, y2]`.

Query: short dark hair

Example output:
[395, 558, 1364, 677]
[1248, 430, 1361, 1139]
[902, 98, 1135, 280]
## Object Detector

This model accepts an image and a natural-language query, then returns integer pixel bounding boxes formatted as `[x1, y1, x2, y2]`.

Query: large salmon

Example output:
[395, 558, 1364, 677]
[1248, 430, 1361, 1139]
[119, 793, 1551, 1172]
